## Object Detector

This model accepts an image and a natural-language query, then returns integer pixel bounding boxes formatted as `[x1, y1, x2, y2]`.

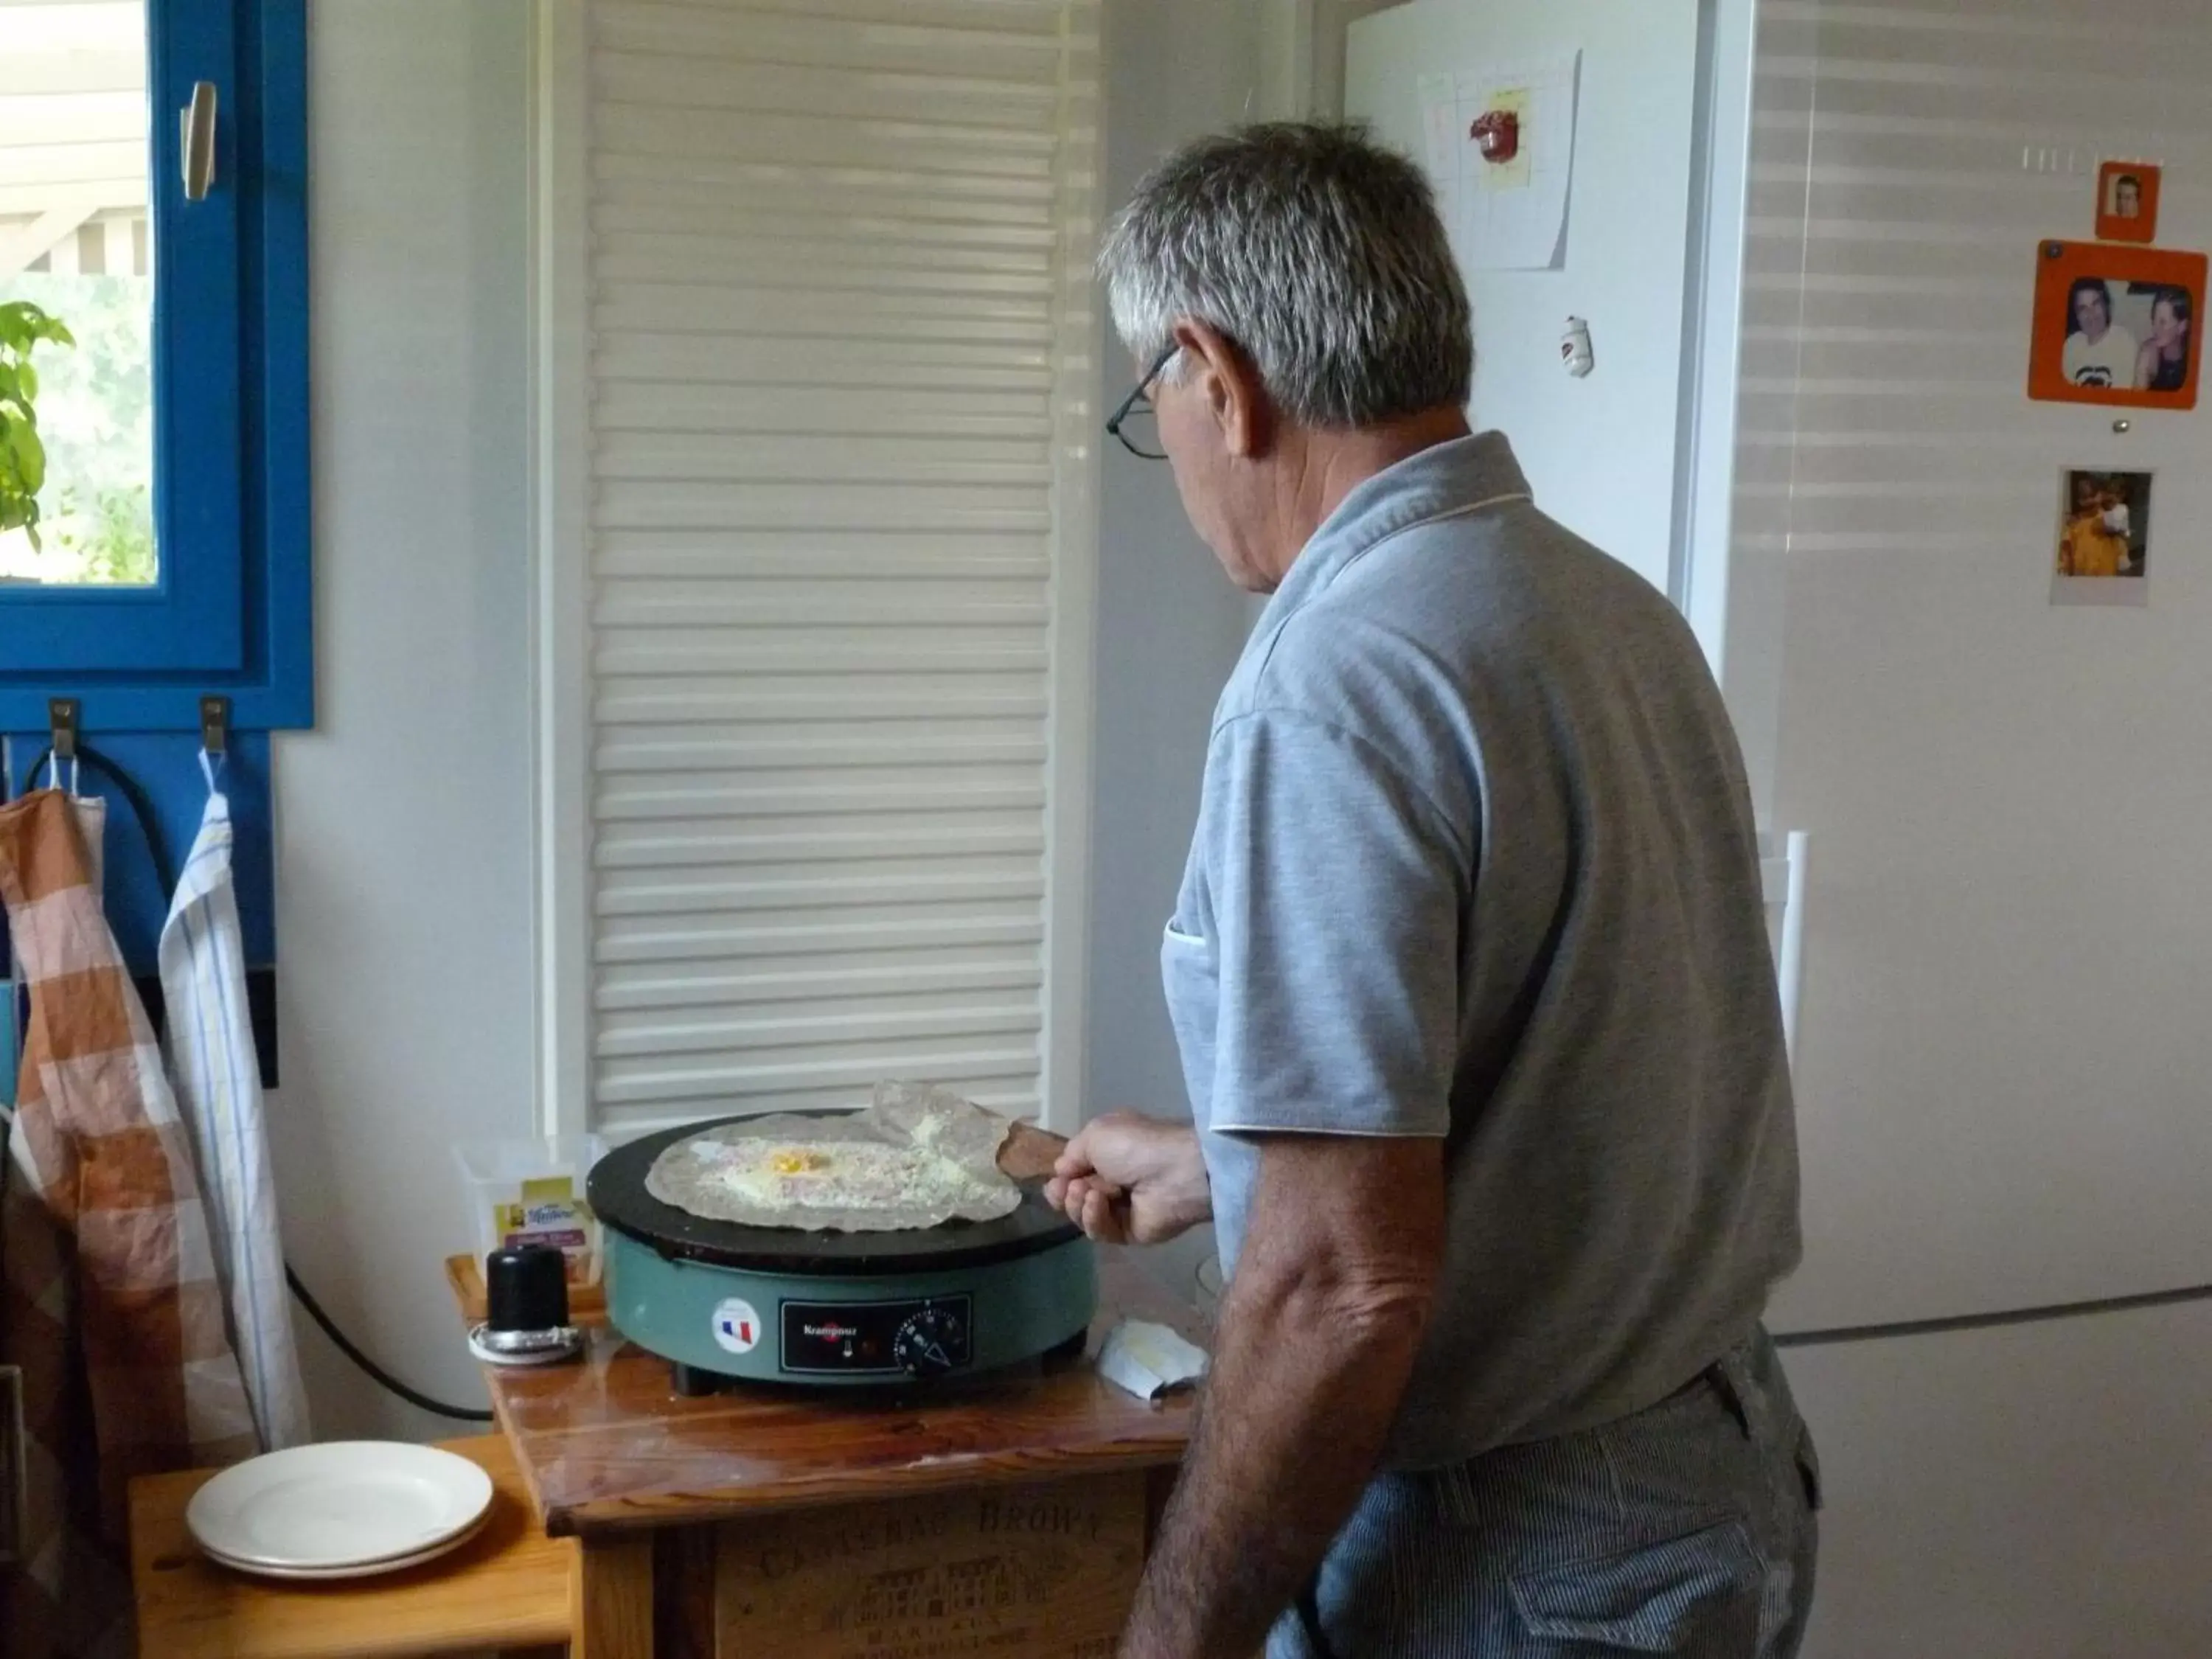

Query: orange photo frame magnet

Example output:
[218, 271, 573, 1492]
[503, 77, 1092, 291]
[2096, 161, 2160, 244]
[2028, 240, 2205, 411]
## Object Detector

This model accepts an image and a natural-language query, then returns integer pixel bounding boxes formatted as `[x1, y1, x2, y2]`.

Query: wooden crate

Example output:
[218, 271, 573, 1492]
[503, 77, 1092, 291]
[714, 1471, 1145, 1658]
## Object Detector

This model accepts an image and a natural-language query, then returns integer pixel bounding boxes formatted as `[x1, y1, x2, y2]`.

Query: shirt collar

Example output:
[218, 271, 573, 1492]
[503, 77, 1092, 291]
[1258, 431, 1534, 625]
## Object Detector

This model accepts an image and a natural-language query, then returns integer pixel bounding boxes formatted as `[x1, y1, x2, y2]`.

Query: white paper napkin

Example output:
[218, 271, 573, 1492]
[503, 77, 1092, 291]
[1096, 1318, 1211, 1402]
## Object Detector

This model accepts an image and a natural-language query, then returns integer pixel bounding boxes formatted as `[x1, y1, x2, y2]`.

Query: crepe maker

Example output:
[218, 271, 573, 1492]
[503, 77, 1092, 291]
[588, 1116, 1098, 1394]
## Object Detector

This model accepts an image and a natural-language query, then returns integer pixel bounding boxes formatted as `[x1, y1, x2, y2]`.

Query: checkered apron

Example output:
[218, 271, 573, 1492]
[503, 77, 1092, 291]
[0, 788, 256, 1658]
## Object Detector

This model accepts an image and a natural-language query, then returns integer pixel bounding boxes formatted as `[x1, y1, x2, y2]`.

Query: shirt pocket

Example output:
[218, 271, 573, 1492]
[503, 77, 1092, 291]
[1509, 1517, 1764, 1652]
[1159, 922, 1218, 1123]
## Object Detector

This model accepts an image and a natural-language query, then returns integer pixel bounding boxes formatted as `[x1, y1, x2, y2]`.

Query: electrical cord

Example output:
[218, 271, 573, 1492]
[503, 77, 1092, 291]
[9, 743, 493, 1423]
[285, 1264, 492, 1422]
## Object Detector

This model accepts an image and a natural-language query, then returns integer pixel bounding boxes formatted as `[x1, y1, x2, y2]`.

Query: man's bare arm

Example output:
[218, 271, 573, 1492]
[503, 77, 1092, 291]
[1120, 1132, 1447, 1658]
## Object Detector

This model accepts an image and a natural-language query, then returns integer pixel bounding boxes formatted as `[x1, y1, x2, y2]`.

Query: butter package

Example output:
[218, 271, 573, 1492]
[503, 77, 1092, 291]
[495, 1177, 596, 1275]
[455, 1136, 607, 1286]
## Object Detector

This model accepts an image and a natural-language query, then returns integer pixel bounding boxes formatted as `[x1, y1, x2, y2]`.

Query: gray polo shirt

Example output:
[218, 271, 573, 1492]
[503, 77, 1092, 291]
[1163, 432, 1801, 1468]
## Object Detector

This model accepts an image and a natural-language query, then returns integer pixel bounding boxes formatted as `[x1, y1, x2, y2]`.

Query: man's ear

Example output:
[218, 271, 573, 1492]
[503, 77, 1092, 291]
[1172, 317, 1273, 460]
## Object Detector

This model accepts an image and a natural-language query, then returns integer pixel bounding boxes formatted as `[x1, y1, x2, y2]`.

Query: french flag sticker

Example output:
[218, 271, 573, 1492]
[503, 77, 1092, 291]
[712, 1296, 762, 1356]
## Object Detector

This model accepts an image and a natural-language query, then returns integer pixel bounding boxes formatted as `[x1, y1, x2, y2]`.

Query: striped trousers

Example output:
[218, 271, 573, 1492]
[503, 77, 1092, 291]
[1275, 1329, 1820, 1657]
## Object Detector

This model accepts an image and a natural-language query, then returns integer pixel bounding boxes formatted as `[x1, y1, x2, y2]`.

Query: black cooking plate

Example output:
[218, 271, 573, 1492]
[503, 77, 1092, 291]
[588, 1112, 1083, 1278]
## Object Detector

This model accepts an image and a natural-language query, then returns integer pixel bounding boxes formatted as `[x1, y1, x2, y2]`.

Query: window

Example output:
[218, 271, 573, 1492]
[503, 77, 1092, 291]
[0, 0, 310, 730]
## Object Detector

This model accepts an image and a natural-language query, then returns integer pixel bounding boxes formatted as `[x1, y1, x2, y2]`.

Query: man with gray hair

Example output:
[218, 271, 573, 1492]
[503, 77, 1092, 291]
[1045, 125, 1818, 1656]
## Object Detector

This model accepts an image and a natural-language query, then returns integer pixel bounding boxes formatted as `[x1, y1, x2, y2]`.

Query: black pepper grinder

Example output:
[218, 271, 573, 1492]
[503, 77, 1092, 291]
[487, 1245, 569, 1332]
[470, 1243, 584, 1366]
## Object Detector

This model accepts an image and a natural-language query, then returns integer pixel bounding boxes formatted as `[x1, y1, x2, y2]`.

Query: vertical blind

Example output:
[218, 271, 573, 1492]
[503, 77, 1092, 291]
[574, 0, 1102, 1136]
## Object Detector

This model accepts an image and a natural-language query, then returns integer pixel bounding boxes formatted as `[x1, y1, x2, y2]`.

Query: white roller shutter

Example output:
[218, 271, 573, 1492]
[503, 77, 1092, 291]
[540, 0, 1102, 1138]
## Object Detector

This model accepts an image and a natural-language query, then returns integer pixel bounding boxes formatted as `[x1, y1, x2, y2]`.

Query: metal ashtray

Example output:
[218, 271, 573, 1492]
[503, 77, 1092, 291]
[467, 1321, 585, 1368]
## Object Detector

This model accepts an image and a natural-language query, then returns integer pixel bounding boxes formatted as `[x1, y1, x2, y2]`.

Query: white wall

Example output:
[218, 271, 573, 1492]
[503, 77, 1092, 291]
[1077, 0, 1276, 1304]
[1347, 0, 1701, 596]
[270, 0, 535, 1436]
[1084, 0, 1264, 1132]
[1308, 0, 1413, 118]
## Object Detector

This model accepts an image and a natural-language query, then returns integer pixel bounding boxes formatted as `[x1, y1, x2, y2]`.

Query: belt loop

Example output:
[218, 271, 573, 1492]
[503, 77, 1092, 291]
[1705, 1352, 1757, 1441]
[1429, 1457, 1484, 1528]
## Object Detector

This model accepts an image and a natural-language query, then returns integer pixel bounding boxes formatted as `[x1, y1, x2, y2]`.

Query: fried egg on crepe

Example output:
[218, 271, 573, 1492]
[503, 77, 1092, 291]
[644, 1082, 1023, 1233]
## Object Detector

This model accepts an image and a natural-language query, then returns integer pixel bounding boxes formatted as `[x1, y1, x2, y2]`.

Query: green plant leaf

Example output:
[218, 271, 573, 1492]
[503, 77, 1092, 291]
[0, 299, 77, 548]
[0, 300, 72, 350]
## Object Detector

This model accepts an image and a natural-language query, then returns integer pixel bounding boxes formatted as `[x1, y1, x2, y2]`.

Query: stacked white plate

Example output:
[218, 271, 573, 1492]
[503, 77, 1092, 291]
[186, 1442, 496, 1581]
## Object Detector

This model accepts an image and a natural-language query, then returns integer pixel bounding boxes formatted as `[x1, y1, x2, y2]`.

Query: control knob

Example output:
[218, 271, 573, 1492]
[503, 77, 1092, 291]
[893, 1306, 964, 1379]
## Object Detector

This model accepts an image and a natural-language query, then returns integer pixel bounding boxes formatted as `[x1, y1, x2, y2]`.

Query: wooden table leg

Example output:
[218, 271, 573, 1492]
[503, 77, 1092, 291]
[572, 1533, 655, 1658]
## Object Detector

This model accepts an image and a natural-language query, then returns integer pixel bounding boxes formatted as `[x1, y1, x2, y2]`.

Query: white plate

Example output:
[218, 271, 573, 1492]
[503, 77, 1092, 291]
[200, 1513, 490, 1582]
[200, 1512, 492, 1582]
[186, 1442, 495, 1571]
[200, 1512, 491, 1582]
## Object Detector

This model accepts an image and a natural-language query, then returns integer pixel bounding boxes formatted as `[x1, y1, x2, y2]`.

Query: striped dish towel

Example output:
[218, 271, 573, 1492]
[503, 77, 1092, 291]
[159, 764, 310, 1450]
[0, 788, 256, 1658]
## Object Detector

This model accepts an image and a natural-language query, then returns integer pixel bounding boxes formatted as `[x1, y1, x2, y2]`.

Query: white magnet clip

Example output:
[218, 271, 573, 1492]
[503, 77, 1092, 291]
[1562, 316, 1594, 378]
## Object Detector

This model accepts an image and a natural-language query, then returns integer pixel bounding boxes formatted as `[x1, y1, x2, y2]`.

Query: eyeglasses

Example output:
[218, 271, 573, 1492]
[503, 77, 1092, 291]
[1105, 342, 1178, 461]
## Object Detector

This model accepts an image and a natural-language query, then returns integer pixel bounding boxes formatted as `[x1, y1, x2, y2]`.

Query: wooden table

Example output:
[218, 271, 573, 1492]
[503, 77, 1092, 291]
[130, 1435, 577, 1658]
[449, 1134, 1204, 1658]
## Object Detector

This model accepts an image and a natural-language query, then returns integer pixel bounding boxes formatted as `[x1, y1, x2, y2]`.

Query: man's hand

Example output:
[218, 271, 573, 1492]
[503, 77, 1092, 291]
[1120, 1132, 1446, 1658]
[1043, 1112, 1212, 1245]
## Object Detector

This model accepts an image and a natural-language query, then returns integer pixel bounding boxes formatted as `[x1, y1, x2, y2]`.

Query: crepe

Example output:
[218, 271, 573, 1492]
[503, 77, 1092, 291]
[644, 1082, 1022, 1233]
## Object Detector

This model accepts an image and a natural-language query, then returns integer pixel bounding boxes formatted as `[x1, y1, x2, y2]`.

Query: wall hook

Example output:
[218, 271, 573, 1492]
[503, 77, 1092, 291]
[48, 698, 79, 762]
[200, 695, 232, 757]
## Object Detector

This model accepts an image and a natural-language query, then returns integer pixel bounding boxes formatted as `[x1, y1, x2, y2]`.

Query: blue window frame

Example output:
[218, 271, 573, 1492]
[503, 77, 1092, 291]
[0, 0, 310, 731]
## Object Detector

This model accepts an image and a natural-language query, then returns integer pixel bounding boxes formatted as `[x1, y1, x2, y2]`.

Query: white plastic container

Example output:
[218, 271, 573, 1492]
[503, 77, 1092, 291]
[453, 1134, 608, 1287]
